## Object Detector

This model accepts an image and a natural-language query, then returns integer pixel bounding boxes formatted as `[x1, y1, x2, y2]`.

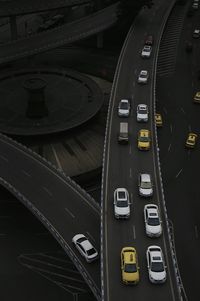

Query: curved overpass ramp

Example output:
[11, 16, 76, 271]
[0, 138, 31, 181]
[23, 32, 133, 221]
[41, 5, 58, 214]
[0, 0, 90, 17]
[0, 134, 101, 300]
[0, 3, 118, 65]
[101, 0, 183, 300]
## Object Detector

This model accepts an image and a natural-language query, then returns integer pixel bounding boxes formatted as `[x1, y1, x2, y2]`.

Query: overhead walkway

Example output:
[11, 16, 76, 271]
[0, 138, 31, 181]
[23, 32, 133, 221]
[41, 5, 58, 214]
[0, 133, 101, 300]
[0, 3, 118, 64]
[0, 0, 91, 17]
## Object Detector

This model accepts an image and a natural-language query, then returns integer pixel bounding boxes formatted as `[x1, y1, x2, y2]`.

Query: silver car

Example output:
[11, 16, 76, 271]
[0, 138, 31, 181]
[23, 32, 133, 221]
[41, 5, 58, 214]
[113, 188, 131, 219]
[72, 234, 98, 262]
[146, 245, 167, 283]
[138, 173, 153, 197]
[138, 70, 149, 84]
[144, 204, 162, 237]
[137, 104, 148, 122]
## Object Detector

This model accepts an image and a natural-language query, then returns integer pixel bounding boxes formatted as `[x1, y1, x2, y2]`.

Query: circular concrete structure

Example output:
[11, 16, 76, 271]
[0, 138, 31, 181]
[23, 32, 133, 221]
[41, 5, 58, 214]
[0, 68, 103, 135]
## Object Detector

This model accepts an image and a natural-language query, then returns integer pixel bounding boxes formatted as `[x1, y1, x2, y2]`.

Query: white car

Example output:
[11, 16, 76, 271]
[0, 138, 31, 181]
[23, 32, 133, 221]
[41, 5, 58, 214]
[141, 45, 152, 58]
[72, 234, 98, 262]
[138, 70, 149, 84]
[137, 104, 148, 122]
[118, 99, 130, 117]
[113, 188, 130, 219]
[192, 2, 198, 8]
[193, 29, 200, 38]
[144, 204, 162, 237]
[138, 173, 153, 197]
[146, 245, 167, 283]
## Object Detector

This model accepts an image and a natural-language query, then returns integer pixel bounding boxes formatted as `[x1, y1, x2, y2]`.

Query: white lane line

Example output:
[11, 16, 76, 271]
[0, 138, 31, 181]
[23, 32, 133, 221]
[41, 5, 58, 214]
[65, 207, 75, 219]
[0, 155, 8, 162]
[130, 193, 133, 204]
[195, 225, 199, 239]
[133, 225, 136, 240]
[51, 144, 62, 170]
[129, 167, 132, 178]
[168, 143, 171, 152]
[175, 168, 183, 178]
[129, 145, 132, 154]
[43, 186, 53, 197]
[22, 170, 31, 177]
[180, 107, 185, 114]
[86, 231, 95, 243]
[170, 124, 173, 133]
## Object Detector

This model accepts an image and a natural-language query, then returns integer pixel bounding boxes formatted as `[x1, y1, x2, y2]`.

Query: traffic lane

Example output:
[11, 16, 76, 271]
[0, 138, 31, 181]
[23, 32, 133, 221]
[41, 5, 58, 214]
[105, 120, 174, 301]
[103, 0, 178, 299]
[0, 139, 100, 286]
[156, 10, 200, 298]
[105, 150, 174, 300]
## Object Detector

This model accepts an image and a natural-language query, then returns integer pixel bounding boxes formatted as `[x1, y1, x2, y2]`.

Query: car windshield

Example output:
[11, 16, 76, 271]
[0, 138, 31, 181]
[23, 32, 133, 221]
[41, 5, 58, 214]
[77, 237, 86, 243]
[117, 200, 128, 207]
[118, 191, 126, 199]
[87, 247, 96, 256]
[124, 263, 137, 273]
[141, 181, 151, 188]
[120, 102, 128, 109]
[140, 73, 146, 78]
[138, 109, 147, 114]
[140, 136, 149, 142]
[151, 261, 164, 272]
[148, 217, 159, 226]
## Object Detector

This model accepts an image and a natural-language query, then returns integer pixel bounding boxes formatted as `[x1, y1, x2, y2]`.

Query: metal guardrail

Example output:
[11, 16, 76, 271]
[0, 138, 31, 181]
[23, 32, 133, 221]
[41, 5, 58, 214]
[0, 133, 100, 213]
[153, 1, 188, 300]
[0, 176, 101, 300]
[101, 1, 188, 301]
[100, 20, 135, 301]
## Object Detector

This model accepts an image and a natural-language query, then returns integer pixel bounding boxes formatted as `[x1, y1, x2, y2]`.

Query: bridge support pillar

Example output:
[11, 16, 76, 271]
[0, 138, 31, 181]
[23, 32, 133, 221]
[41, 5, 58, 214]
[10, 16, 18, 40]
[97, 32, 103, 48]
[23, 77, 48, 118]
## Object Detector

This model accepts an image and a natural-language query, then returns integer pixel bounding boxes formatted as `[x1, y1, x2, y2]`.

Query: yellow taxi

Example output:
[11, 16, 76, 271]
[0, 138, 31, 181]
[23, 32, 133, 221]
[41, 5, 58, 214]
[194, 91, 200, 103]
[185, 132, 197, 148]
[121, 247, 139, 285]
[138, 129, 151, 150]
[155, 113, 163, 127]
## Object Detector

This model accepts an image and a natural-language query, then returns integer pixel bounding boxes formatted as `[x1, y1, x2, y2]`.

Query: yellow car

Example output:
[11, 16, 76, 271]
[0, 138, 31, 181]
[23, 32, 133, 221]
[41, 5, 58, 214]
[121, 247, 139, 285]
[185, 133, 197, 148]
[194, 91, 200, 103]
[138, 129, 151, 150]
[155, 113, 163, 127]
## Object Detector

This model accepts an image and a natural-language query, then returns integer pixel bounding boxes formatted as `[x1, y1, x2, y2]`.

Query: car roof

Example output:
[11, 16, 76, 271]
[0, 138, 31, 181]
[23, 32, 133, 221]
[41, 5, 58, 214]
[138, 104, 147, 109]
[120, 99, 129, 102]
[140, 129, 149, 136]
[141, 173, 151, 181]
[123, 249, 136, 263]
[81, 239, 93, 251]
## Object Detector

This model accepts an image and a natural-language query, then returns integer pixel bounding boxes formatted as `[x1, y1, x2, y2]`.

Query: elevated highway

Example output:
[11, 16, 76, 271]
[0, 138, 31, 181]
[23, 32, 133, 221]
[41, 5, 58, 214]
[0, 3, 118, 65]
[0, 133, 101, 300]
[0, 0, 90, 17]
[101, 0, 183, 300]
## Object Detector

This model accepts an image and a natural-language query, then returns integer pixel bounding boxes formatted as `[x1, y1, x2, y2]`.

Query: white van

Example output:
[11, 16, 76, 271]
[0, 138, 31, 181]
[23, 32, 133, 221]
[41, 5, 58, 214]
[118, 122, 128, 144]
